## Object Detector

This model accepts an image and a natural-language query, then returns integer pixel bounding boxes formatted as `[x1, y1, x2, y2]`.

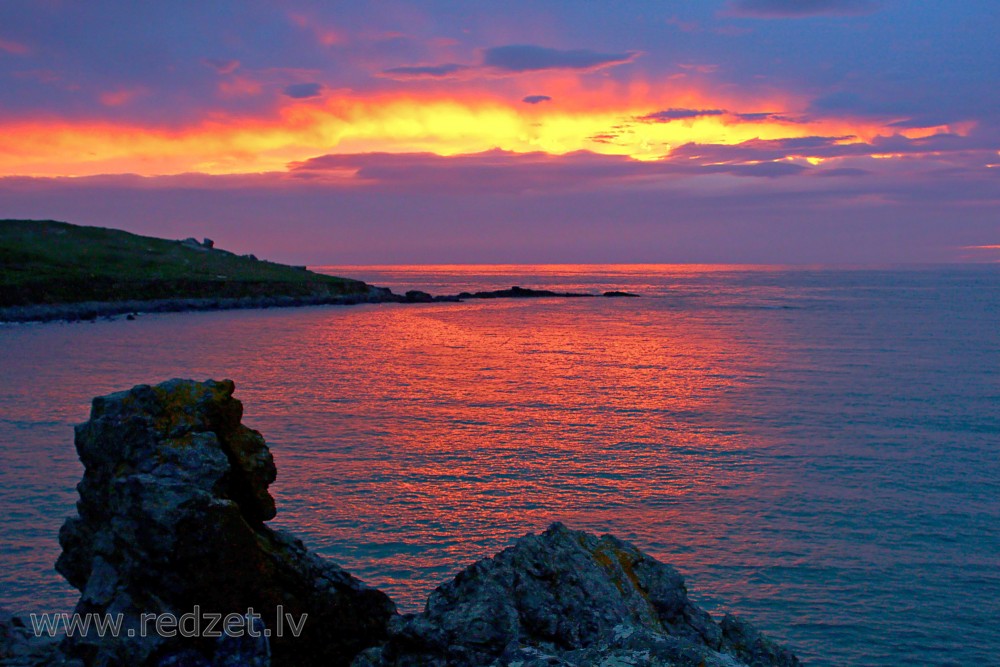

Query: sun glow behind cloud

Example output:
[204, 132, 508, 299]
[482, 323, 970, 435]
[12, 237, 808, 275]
[0, 82, 959, 177]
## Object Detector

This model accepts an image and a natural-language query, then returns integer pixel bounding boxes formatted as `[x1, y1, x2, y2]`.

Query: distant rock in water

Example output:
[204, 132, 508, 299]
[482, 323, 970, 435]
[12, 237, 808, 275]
[404, 290, 434, 303]
[452, 286, 639, 300]
[354, 523, 800, 667]
[458, 286, 593, 299]
[1, 379, 799, 666]
[55, 379, 395, 667]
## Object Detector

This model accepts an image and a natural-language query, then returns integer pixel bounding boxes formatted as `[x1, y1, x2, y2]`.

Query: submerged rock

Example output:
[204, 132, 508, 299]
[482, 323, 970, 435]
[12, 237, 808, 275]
[354, 523, 799, 667]
[56, 379, 395, 667]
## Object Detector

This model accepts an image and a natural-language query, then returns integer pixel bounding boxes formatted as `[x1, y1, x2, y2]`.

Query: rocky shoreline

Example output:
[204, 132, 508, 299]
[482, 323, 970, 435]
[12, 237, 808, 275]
[0, 285, 639, 324]
[0, 380, 799, 667]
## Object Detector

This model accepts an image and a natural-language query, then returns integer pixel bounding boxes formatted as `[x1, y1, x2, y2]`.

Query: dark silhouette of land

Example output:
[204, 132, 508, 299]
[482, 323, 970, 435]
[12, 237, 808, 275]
[0, 219, 637, 322]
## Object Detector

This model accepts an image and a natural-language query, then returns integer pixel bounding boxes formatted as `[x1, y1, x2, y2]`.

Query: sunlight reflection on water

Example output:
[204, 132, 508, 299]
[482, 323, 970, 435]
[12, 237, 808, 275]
[1, 265, 998, 666]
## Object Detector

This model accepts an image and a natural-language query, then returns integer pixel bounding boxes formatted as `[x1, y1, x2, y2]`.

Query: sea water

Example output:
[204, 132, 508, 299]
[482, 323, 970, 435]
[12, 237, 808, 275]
[0, 265, 997, 666]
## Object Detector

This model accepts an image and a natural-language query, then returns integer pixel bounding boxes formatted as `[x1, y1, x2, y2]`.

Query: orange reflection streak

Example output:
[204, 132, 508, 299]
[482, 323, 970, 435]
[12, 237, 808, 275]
[0, 80, 966, 177]
[264, 265, 796, 609]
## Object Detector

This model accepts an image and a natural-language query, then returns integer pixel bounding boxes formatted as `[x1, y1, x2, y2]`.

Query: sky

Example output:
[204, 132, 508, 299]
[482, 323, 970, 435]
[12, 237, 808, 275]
[0, 0, 997, 264]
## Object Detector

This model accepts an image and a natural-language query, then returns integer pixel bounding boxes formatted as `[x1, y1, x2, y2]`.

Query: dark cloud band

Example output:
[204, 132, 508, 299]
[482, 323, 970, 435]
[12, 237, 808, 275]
[725, 0, 878, 18]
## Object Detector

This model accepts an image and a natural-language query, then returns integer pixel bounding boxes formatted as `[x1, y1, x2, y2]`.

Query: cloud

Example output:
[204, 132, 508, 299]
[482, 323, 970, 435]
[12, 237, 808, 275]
[288, 150, 646, 192]
[734, 111, 786, 122]
[0, 38, 30, 56]
[815, 167, 870, 177]
[638, 108, 726, 122]
[522, 95, 552, 105]
[288, 148, 813, 193]
[282, 82, 324, 99]
[724, 0, 878, 18]
[809, 91, 895, 116]
[99, 88, 144, 107]
[203, 58, 240, 75]
[677, 63, 719, 74]
[381, 44, 638, 81]
[708, 161, 809, 177]
[380, 63, 470, 80]
[669, 132, 983, 165]
[482, 45, 638, 73]
[201, 58, 240, 74]
[4, 146, 998, 265]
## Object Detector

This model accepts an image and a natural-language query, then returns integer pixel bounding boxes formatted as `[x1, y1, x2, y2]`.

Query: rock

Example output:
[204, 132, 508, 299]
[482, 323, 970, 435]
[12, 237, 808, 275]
[602, 291, 640, 297]
[354, 523, 799, 667]
[56, 379, 395, 667]
[465, 286, 593, 299]
[38, 379, 799, 667]
[403, 290, 433, 303]
[0, 613, 73, 667]
[202, 238, 214, 249]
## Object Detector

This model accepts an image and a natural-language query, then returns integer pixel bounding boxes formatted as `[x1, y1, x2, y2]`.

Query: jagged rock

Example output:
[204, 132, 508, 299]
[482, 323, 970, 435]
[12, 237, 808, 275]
[353, 524, 799, 667]
[56, 379, 395, 667]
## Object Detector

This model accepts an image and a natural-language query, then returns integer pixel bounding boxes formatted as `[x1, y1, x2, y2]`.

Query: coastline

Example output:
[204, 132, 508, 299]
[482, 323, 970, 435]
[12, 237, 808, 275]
[1, 221, 638, 324]
[0, 287, 393, 324]
[0, 285, 639, 323]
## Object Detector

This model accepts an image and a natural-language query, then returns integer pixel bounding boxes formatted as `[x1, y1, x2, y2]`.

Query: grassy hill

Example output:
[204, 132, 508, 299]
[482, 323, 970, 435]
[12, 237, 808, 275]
[0, 219, 369, 308]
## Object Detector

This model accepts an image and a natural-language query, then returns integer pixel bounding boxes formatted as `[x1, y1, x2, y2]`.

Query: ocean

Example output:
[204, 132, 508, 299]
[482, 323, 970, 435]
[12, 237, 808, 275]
[1, 264, 997, 666]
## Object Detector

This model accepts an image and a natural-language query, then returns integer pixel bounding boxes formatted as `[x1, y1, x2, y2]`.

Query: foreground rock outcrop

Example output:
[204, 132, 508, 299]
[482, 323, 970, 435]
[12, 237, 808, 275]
[55, 379, 395, 666]
[353, 523, 799, 667]
[2, 379, 800, 666]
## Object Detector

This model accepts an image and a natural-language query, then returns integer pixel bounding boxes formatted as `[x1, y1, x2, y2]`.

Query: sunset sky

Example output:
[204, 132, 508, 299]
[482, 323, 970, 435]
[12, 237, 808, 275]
[0, 0, 997, 263]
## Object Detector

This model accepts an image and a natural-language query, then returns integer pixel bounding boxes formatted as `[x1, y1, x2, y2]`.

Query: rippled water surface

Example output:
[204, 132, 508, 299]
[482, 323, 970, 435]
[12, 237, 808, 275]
[1, 265, 998, 666]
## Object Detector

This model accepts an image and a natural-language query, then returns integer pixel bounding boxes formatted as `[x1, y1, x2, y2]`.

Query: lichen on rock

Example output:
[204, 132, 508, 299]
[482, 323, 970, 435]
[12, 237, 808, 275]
[353, 523, 800, 667]
[55, 379, 395, 667]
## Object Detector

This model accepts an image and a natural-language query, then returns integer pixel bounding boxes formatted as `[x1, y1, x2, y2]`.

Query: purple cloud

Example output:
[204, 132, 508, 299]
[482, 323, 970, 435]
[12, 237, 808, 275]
[639, 108, 726, 122]
[709, 161, 809, 177]
[5, 148, 996, 265]
[734, 111, 795, 122]
[203, 58, 240, 75]
[670, 133, 978, 165]
[522, 95, 552, 104]
[815, 167, 871, 177]
[482, 45, 638, 72]
[382, 44, 637, 81]
[283, 82, 324, 99]
[725, 0, 879, 18]
[380, 63, 470, 80]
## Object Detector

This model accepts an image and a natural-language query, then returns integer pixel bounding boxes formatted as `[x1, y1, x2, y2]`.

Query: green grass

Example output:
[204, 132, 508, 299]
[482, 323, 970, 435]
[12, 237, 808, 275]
[0, 219, 368, 307]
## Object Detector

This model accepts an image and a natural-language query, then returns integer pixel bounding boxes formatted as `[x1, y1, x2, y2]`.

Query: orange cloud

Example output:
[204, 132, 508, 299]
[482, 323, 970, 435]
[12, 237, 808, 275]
[289, 12, 344, 46]
[218, 76, 264, 98]
[0, 38, 30, 55]
[0, 78, 972, 177]
[99, 88, 145, 107]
